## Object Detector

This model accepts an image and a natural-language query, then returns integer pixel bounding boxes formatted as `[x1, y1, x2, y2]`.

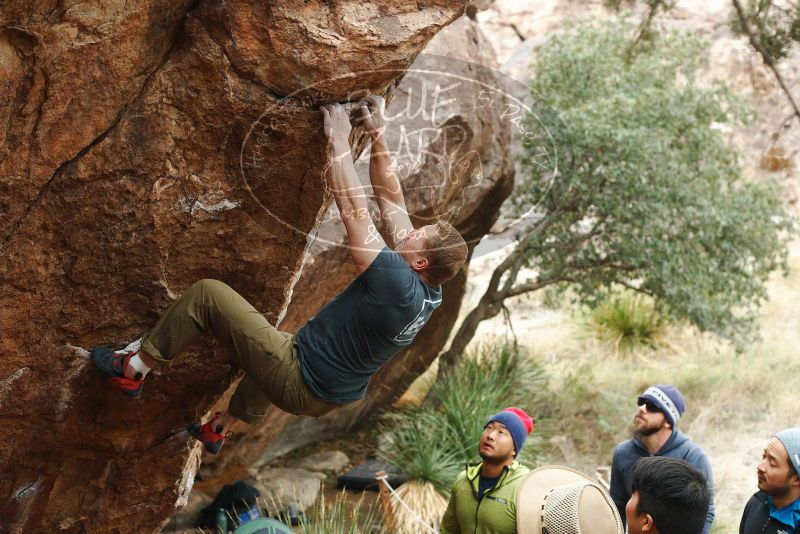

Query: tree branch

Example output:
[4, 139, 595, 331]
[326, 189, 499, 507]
[628, 0, 663, 56]
[732, 0, 800, 123]
[613, 279, 659, 299]
[486, 215, 557, 295]
[505, 276, 576, 298]
[501, 304, 519, 353]
[501, 252, 527, 294]
[486, 245, 525, 296]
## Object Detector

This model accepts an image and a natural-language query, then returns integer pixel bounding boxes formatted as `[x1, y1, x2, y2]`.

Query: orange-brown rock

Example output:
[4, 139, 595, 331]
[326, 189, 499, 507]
[207, 15, 516, 472]
[0, 1, 468, 532]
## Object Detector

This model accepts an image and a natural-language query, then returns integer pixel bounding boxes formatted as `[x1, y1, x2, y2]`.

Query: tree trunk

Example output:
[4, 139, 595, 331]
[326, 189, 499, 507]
[439, 291, 505, 367]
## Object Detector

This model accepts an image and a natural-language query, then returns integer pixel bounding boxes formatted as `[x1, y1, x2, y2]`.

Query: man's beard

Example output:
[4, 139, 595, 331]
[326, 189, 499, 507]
[761, 474, 795, 499]
[633, 419, 664, 440]
[765, 480, 793, 499]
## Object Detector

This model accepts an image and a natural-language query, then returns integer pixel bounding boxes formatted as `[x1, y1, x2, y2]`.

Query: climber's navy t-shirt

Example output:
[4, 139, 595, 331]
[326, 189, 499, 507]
[296, 247, 442, 404]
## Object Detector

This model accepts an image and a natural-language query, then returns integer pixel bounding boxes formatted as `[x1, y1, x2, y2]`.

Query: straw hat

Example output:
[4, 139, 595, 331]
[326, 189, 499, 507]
[516, 465, 623, 534]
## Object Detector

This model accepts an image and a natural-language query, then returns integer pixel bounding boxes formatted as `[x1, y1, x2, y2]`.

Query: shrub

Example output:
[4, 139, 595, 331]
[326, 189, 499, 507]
[297, 490, 387, 534]
[380, 342, 548, 497]
[392, 481, 449, 534]
[585, 291, 667, 355]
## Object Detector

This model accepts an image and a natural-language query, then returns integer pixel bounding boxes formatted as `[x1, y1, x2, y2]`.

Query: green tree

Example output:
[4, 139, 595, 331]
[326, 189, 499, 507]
[731, 0, 800, 62]
[731, 0, 800, 124]
[605, 0, 799, 126]
[440, 22, 794, 364]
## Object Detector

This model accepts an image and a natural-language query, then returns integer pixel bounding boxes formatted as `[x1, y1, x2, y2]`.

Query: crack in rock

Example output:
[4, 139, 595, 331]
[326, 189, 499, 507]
[0, 1, 200, 256]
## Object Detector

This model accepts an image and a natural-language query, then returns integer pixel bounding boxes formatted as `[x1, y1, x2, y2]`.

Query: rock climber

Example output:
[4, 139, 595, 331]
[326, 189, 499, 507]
[90, 96, 468, 453]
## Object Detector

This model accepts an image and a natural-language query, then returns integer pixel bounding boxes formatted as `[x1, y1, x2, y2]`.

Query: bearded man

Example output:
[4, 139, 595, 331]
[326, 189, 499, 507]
[609, 385, 715, 534]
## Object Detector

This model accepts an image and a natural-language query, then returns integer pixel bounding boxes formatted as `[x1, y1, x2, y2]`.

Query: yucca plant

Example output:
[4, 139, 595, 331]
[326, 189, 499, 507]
[585, 291, 668, 356]
[432, 342, 546, 466]
[379, 408, 464, 495]
[392, 481, 449, 534]
[297, 489, 387, 534]
[380, 341, 548, 498]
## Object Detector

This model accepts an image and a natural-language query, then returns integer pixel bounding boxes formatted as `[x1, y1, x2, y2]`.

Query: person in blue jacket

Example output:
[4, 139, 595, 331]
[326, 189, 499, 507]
[610, 385, 715, 534]
[739, 428, 800, 534]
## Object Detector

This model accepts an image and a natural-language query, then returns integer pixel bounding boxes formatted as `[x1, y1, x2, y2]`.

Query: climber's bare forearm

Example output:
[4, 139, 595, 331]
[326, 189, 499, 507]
[368, 133, 404, 208]
[327, 140, 385, 268]
[319, 102, 385, 267]
[328, 141, 370, 216]
[368, 133, 413, 246]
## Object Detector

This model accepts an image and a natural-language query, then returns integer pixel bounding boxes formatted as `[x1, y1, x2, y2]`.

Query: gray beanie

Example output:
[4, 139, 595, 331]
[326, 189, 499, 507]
[776, 428, 800, 476]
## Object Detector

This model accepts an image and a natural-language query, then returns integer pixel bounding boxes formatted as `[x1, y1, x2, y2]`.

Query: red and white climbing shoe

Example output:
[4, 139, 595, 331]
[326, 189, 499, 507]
[90, 346, 145, 399]
[188, 413, 231, 455]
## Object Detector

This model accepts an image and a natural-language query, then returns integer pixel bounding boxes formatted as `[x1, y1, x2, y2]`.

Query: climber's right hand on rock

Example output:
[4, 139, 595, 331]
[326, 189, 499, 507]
[320, 103, 351, 156]
[359, 96, 386, 139]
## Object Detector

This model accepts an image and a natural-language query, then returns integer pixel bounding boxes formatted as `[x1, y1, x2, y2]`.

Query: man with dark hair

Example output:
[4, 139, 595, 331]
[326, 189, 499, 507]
[90, 97, 468, 454]
[441, 408, 534, 534]
[610, 385, 715, 533]
[740, 428, 800, 534]
[626, 456, 710, 534]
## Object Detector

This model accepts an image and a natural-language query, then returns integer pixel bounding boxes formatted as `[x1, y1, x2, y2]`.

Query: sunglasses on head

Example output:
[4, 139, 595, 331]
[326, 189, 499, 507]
[637, 398, 662, 413]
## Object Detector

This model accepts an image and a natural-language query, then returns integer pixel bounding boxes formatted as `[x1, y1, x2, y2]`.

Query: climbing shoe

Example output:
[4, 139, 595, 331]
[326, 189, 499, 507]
[90, 346, 145, 399]
[188, 413, 231, 455]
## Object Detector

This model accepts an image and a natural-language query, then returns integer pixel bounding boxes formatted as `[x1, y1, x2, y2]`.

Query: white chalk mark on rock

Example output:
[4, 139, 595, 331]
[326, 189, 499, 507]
[65, 344, 90, 359]
[158, 247, 178, 300]
[0, 367, 29, 410]
[9, 477, 42, 530]
[13, 478, 40, 501]
[182, 196, 239, 216]
[58, 345, 92, 419]
[175, 447, 202, 509]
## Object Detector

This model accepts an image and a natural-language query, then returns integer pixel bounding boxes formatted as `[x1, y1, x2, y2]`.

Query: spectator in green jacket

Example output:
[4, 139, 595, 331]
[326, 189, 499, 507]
[440, 407, 534, 534]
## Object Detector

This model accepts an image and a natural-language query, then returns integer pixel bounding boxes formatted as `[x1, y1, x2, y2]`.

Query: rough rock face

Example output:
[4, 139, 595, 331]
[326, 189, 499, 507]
[208, 16, 516, 471]
[294, 450, 350, 473]
[252, 468, 325, 515]
[0, 1, 468, 532]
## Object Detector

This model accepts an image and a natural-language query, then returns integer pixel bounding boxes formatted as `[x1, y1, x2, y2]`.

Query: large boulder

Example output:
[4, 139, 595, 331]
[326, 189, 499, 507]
[0, 1, 468, 532]
[207, 15, 516, 471]
[294, 450, 351, 474]
[252, 468, 325, 516]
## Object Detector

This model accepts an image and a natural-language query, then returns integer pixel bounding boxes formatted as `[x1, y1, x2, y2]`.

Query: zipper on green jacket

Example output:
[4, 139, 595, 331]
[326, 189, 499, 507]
[469, 464, 510, 534]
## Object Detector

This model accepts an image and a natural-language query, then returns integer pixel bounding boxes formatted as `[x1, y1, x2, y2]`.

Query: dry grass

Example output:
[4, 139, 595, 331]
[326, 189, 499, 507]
[457, 240, 800, 533]
[391, 481, 449, 534]
[296, 489, 387, 534]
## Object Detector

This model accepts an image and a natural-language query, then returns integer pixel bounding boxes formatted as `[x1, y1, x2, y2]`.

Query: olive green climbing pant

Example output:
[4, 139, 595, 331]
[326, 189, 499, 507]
[140, 279, 338, 424]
